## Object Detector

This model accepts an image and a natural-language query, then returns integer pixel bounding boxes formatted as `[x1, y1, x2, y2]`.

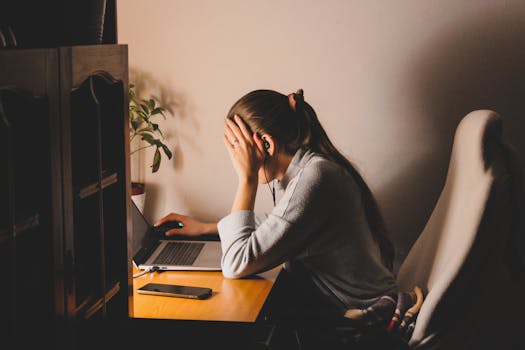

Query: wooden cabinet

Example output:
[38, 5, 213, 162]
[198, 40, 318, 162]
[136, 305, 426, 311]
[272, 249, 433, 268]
[0, 44, 131, 349]
[0, 48, 58, 349]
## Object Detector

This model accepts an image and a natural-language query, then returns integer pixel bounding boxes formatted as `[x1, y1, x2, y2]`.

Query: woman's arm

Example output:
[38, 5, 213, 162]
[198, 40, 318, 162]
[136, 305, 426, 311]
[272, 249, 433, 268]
[231, 178, 258, 212]
[218, 162, 341, 278]
[152, 116, 263, 238]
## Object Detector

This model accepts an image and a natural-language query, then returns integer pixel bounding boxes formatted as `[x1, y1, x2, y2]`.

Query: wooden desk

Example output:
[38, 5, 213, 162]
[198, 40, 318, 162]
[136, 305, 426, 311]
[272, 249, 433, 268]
[132, 266, 282, 323]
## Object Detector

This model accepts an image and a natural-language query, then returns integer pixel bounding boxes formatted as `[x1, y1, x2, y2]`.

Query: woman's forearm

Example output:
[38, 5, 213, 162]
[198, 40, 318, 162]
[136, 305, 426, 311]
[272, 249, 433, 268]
[202, 222, 219, 234]
[231, 178, 258, 212]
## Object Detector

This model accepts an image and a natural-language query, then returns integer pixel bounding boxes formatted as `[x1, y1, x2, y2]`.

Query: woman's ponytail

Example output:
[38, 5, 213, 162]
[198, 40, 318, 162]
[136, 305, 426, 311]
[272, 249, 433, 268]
[291, 90, 395, 271]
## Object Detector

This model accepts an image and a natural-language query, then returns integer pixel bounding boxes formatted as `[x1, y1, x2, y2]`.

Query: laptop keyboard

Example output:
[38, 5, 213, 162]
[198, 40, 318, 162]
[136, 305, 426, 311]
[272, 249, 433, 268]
[152, 242, 205, 266]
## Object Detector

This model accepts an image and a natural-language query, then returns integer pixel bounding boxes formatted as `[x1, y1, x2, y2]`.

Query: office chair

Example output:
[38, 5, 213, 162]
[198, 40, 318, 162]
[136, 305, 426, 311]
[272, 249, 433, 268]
[396, 109, 525, 349]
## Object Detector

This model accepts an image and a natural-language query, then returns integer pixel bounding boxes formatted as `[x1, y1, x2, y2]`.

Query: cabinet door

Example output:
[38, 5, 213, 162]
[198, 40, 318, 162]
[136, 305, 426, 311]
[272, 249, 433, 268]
[60, 45, 131, 323]
[0, 48, 60, 349]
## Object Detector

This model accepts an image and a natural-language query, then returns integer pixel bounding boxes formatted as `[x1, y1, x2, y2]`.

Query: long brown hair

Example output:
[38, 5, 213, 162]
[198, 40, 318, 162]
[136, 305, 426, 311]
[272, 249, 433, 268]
[227, 89, 395, 271]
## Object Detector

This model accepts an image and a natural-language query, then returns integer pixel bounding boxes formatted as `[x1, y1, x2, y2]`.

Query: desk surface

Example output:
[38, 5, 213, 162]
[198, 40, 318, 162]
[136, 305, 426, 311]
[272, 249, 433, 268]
[132, 266, 282, 323]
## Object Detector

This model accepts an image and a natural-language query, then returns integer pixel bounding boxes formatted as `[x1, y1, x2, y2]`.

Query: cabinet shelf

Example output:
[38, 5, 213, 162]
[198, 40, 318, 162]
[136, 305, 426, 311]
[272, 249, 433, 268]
[14, 213, 41, 236]
[77, 171, 118, 199]
[77, 281, 121, 319]
[0, 213, 40, 242]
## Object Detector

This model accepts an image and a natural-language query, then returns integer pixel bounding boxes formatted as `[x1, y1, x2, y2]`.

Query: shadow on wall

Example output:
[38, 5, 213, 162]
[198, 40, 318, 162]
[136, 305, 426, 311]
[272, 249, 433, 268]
[130, 67, 209, 221]
[141, 174, 225, 224]
[382, 8, 525, 272]
[129, 66, 203, 172]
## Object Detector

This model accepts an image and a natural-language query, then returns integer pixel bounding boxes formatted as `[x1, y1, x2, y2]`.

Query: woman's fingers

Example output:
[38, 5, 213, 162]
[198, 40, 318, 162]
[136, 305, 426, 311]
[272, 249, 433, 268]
[224, 123, 238, 146]
[223, 133, 235, 153]
[234, 115, 252, 141]
[154, 213, 181, 227]
[154, 215, 170, 227]
[225, 116, 253, 146]
[225, 118, 244, 143]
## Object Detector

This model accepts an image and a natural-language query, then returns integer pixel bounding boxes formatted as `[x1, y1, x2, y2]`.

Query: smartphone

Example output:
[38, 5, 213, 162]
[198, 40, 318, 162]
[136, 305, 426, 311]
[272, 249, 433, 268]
[137, 283, 212, 300]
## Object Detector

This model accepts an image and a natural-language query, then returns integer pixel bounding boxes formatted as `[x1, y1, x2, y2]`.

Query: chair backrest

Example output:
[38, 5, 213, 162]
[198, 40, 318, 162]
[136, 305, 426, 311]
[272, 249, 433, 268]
[395, 110, 518, 347]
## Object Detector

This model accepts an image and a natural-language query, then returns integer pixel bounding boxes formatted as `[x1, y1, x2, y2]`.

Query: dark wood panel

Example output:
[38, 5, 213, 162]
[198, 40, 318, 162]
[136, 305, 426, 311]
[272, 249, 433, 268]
[0, 88, 12, 238]
[2, 0, 117, 49]
[65, 45, 128, 87]
[0, 85, 55, 348]
[0, 49, 58, 95]
[1, 89, 50, 223]
[70, 77, 101, 187]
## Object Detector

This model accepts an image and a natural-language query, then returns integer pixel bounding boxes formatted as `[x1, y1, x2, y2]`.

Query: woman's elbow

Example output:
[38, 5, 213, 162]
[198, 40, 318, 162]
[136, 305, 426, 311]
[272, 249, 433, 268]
[220, 255, 253, 279]
[221, 269, 244, 279]
[221, 264, 250, 279]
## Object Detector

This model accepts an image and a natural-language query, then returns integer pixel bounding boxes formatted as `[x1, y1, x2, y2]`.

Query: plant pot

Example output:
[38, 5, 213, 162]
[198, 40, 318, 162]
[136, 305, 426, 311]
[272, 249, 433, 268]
[131, 182, 145, 196]
[131, 182, 146, 213]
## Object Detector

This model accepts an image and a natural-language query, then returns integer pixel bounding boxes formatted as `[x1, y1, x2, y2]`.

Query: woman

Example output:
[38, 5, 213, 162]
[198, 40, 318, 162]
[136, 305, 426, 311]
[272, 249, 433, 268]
[155, 89, 397, 322]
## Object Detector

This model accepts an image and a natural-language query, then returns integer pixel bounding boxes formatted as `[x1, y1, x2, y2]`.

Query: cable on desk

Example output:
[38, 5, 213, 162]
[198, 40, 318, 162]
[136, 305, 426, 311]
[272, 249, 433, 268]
[133, 266, 159, 278]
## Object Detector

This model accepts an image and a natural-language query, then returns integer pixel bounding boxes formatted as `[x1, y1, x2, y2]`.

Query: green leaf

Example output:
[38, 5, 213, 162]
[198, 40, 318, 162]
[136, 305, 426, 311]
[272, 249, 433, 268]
[141, 133, 156, 144]
[161, 144, 173, 159]
[151, 107, 164, 116]
[151, 147, 161, 172]
[129, 85, 173, 173]
[131, 119, 141, 131]
[136, 110, 148, 120]
[152, 138, 164, 147]
[137, 126, 154, 133]
[148, 98, 156, 110]
[140, 103, 150, 114]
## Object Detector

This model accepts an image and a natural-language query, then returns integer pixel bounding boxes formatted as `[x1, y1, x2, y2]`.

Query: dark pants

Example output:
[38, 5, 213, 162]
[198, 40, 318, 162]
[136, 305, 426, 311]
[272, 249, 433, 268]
[265, 268, 346, 349]
[266, 268, 408, 350]
[271, 267, 345, 321]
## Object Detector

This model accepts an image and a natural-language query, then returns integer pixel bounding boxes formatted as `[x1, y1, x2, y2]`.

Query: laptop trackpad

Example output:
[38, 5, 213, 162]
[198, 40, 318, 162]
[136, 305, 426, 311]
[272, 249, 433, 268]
[146, 240, 222, 270]
[193, 242, 222, 268]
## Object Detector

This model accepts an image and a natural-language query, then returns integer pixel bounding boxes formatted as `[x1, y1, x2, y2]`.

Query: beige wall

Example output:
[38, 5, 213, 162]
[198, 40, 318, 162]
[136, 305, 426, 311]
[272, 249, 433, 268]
[118, 0, 525, 269]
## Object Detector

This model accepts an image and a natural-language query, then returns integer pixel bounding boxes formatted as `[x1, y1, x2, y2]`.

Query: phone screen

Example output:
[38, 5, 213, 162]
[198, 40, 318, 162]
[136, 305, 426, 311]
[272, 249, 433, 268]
[137, 283, 212, 299]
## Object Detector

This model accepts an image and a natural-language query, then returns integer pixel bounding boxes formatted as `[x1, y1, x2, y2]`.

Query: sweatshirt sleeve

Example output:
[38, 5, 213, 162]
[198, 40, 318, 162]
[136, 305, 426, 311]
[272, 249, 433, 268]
[217, 161, 341, 278]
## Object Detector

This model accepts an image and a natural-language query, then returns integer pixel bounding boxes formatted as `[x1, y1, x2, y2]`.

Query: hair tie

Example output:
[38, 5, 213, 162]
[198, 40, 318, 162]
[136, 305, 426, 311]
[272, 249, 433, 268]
[288, 88, 304, 111]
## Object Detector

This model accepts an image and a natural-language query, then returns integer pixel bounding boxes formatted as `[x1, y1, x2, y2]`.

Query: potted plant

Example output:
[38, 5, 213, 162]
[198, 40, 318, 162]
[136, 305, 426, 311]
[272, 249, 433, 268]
[129, 83, 172, 205]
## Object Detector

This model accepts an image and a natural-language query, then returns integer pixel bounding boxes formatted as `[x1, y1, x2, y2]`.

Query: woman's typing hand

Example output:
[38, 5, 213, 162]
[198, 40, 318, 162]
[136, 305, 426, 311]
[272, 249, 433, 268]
[154, 213, 217, 237]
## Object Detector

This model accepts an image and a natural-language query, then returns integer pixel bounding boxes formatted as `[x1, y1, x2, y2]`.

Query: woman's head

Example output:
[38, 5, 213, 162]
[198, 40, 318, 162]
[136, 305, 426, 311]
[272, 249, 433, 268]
[226, 89, 321, 156]
[226, 89, 396, 271]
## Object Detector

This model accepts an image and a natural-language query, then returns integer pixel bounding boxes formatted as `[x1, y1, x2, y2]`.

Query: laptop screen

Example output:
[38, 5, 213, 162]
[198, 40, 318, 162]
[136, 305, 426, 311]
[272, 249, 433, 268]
[131, 201, 153, 257]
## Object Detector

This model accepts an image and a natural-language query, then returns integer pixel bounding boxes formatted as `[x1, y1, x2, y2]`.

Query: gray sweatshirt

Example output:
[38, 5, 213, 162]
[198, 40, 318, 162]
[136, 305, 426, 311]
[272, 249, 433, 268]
[217, 147, 397, 310]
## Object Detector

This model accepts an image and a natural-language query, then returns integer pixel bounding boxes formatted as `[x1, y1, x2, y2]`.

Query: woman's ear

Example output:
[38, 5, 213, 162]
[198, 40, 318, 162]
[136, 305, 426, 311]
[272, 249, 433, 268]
[261, 135, 274, 157]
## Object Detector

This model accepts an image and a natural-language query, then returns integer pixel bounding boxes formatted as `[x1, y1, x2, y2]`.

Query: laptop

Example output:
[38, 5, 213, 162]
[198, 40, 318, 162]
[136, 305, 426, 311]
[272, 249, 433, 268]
[131, 200, 222, 271]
